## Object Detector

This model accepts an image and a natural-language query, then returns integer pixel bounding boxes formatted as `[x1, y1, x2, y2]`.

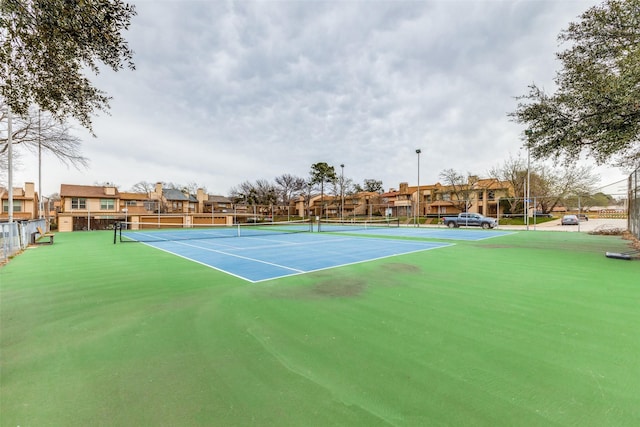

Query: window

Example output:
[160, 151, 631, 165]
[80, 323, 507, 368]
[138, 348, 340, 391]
[144, 201, 159, 211]
[442, 193, 451, 201]
[100, 199, 115, 210]
[71, 198, 86, 209]
[2, 200, 23, 212]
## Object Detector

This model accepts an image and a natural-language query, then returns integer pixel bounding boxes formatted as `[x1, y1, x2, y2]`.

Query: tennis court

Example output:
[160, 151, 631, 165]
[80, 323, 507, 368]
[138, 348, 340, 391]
[317, 220, 516, 241]
[119, 222, 453, 282]
[2, 229, 639, 426]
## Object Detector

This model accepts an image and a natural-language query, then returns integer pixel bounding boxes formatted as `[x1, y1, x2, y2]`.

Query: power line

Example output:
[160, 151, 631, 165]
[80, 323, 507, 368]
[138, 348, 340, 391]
[596, 177, 627, 192]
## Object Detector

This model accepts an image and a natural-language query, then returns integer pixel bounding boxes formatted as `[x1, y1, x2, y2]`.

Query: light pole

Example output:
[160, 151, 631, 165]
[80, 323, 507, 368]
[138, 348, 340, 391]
[340, 163, 344, 220]
[525, 130, 532, 231]
[7, 106, 13, 223]
[416, 149, 422, 226]
[38, 110, 44, 219]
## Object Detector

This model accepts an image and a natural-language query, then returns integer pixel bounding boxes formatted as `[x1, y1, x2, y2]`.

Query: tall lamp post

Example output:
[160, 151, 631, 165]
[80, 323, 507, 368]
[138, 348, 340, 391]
[525, 130, 532, 231]
[415, 148, 422, 226]
[340, 163, 344, 220]
[7, 106, 13, 223]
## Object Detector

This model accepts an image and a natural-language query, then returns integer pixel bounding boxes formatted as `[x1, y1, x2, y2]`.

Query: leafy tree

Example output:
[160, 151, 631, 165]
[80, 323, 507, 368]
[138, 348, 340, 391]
[0, 105, 88, 171]
[1, 0, 136, 132]
[511, 0, 640, 169]
[309, 162, 337, 217]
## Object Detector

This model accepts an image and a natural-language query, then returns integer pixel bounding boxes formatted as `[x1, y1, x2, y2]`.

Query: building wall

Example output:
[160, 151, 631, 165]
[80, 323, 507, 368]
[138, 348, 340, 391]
[0, 182, 39, 221]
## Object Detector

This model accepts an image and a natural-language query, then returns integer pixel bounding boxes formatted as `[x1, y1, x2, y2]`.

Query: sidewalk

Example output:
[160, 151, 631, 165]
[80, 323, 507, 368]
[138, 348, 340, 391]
[415, 218, 628, 232]
[496, 218, 628, 232]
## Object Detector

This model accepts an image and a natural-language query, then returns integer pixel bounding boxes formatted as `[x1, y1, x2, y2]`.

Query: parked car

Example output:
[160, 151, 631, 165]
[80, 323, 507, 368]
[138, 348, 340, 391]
[561, 214, 579, 225]
[577, 213, 589, 221]
[534, 211, 553, 218]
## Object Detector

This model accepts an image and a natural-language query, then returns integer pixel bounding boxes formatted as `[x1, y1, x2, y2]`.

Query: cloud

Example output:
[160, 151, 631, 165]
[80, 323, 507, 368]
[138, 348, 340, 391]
[10, 0, 628, 197]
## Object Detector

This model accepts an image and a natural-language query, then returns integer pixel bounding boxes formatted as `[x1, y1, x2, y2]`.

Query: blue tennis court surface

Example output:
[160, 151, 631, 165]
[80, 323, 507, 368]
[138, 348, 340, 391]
[140, 233, 452, 283]
[319, 226, 515, 241]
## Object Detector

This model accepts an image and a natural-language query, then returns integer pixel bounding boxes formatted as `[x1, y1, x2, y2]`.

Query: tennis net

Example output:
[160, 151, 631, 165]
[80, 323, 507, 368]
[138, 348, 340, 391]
[317, 218, 400, 232]
[115, 220, 312, 243]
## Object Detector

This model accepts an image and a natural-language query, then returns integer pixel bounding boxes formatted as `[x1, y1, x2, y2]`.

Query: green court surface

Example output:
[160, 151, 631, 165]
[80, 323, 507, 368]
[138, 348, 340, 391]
[1, 231, 639, 426]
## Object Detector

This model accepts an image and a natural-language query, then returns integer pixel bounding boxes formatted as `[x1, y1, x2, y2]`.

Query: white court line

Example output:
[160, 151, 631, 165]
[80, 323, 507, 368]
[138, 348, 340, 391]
[141, 234, 456, 283]
[156, 240, 307, 273]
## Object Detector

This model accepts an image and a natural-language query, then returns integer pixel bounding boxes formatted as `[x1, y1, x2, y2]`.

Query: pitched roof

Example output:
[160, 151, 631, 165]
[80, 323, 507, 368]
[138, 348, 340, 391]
[60, 184, 119, 198]
[207, 195, 232, 203]
[0, 187, 35, 200]
[162, 188, 196, 202]
[474, 178, 509, 190]
[119, 192, 150, 201]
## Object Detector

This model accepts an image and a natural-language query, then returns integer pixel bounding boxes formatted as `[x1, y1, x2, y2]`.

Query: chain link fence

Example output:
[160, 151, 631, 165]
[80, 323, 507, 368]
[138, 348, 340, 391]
[1, 219, 47, 263]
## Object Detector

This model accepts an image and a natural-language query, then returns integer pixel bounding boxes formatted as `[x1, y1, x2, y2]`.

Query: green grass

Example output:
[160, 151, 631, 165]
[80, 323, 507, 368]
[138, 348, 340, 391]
[1, 231, 639, 426]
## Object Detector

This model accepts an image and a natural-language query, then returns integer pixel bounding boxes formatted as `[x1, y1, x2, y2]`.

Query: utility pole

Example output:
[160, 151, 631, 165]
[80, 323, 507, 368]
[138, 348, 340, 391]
[415, 148, 421, 226]
[525, 129, 532, 231]
[7, 107, 13, 223]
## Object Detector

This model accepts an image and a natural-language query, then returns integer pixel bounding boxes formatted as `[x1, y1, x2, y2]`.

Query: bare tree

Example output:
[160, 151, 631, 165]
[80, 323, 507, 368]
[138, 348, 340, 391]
[353, 179, 383, 194]
[0, 104, 89, 171]
[488, 155, 528, 214]
[130, 181, 155, 193]
[93, 181, 119, 188]
[438, 168, 476, 212]
[489, 156, 599, 214]
[0, 144, 21, 186]
[535, 165, 599, 213]
[182, 181, 206, 195]
[274, 174, 305, 206]
[328, 175, 354, 217]
[229, 179, 277, 206]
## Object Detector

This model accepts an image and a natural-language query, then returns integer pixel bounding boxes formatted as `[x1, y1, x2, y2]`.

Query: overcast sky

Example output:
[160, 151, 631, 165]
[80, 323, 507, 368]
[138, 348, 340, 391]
[9, 0, 631, 197]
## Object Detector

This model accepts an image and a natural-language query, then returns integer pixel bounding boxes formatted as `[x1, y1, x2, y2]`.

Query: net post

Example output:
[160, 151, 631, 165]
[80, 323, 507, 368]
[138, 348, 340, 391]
[113, 222, 119, 244]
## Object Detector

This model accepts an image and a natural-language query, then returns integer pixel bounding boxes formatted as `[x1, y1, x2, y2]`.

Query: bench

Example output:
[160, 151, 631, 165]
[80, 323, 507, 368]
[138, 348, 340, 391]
[35, 226, 55, 245]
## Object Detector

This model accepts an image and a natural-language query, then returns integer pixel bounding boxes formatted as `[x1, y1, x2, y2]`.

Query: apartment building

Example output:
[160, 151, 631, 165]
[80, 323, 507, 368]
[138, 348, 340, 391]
[377, 179, 513, 220]
[57, 183, 222, 231]
[0, 182, 40, 221]
[17, 175, 514, 232]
